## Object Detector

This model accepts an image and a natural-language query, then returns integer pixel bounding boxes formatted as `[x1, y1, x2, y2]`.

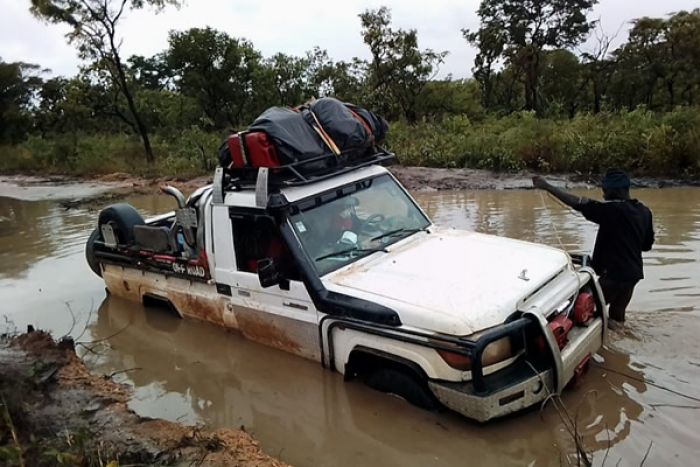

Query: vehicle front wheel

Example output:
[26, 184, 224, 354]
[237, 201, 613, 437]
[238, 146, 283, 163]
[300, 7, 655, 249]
[365, 367, 439, 410]
[85, 229, 102, 277]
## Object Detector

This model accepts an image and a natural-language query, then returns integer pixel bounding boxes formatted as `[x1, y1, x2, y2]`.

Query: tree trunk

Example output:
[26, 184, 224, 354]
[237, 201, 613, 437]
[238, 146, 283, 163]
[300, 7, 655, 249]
[593, 80, 602, 114]
[484, 79, 492, 110]
[523, 49, 541, 114]
[531, 53, 542, 116]
[109, 36, 154, 164]
[480, 60, 494, 110]
[506, 73, 518, 112]
[122, 82, 154, 164]
[524, 77, 534, 111]
[480, 75, 493, 110]
[405, 108, 418, 124]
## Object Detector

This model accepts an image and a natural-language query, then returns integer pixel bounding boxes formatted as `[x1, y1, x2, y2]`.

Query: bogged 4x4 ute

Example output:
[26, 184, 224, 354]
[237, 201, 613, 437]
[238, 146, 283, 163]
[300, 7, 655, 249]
[86, 102, 606, 422]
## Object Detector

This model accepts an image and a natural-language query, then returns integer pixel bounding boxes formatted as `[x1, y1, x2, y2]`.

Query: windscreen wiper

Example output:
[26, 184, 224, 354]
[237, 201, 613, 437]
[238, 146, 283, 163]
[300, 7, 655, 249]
[371, 227, 429, 242]
[315, 247, 388, 262]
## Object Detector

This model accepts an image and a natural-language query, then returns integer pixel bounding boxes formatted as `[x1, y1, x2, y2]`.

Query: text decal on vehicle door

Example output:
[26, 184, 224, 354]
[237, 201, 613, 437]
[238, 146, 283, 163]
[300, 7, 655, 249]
[172, 262, 207, 279]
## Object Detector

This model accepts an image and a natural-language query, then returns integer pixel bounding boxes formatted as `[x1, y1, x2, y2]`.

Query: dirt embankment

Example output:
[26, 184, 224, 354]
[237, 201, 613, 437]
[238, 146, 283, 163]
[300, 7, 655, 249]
[0, 329, 287, 467]
[3, 167, 697, 208]
[389, 166, 699, 191]
[389, 166, 583, 191]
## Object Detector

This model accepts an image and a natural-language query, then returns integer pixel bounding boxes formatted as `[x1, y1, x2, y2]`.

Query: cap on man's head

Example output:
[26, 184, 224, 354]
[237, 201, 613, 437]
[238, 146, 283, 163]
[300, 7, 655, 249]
[602, 169, 630, 190]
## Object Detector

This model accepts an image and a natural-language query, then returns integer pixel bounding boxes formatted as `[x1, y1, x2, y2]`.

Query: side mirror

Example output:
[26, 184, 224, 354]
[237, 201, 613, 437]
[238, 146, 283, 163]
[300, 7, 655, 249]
[257, 258, 281, 288]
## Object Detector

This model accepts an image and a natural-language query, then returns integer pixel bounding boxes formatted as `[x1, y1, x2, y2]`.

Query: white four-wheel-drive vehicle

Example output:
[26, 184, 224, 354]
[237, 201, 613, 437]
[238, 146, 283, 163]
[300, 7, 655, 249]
[86, 149, 606, 422]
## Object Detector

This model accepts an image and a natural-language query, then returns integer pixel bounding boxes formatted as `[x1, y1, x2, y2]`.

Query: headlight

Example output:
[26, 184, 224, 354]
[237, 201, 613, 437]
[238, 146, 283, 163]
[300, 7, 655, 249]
[437, 337, 513, 371]
[482, 337, 513, 366]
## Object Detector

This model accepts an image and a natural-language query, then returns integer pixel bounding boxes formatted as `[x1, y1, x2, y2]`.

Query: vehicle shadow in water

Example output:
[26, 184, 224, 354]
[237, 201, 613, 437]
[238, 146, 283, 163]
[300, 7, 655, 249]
[85, 295, 653, 467]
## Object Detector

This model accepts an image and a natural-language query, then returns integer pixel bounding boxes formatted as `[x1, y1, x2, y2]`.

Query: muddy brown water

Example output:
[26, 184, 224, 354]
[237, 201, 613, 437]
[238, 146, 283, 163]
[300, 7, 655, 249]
[1, 184, 699, 466]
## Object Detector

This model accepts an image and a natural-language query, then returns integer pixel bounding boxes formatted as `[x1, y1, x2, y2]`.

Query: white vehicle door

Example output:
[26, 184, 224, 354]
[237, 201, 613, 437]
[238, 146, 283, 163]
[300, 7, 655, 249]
[212, 205, 320, 361]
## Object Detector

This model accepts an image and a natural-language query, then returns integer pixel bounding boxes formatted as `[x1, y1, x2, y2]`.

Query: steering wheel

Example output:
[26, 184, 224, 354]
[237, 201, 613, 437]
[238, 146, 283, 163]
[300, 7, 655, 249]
[363, 214, 386, 230]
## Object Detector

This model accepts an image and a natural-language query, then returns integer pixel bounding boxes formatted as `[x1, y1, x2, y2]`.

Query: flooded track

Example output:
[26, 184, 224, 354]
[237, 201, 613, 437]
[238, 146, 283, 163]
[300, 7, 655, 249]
[1, 184, 699, 466]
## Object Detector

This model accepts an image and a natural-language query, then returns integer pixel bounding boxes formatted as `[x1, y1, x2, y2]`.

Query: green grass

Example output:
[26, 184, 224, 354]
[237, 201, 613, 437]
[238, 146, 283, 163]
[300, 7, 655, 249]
[0, 127, 222, 178]
[2, 108, 699, 178]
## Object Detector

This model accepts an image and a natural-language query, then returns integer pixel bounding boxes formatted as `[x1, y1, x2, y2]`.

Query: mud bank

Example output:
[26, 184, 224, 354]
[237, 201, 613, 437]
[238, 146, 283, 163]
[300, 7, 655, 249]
[0, 175, 133, 202]
[0, 329, 287, 467]
[0, 173, 210, 207]
[4, 167, 696, 205]
[389, 166, 700, 191]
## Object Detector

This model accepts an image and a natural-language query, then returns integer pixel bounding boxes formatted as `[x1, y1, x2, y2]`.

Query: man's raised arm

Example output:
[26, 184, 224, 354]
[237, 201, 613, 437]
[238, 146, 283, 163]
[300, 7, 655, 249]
[532, 176, 588, 211]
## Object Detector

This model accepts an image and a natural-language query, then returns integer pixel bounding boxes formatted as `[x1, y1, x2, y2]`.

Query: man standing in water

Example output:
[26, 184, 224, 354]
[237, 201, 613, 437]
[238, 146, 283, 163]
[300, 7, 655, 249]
[532, 170, 654, 330]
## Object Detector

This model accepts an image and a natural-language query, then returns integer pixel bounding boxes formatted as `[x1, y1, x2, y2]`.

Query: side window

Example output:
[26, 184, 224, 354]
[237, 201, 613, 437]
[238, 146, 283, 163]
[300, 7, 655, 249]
[231, 214, 259, 273]
[231, 213, 300, 280]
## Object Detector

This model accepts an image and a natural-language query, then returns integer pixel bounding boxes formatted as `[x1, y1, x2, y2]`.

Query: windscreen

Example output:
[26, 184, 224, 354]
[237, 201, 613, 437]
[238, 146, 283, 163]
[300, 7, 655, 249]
[289, 174, 431, 275]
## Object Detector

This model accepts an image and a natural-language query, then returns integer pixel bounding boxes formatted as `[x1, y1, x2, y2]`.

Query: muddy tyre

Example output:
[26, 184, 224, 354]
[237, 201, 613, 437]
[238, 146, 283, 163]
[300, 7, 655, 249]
[98, 203, 145, 245]
[365, 368, 438, 410]
[85, 229, 102, 277]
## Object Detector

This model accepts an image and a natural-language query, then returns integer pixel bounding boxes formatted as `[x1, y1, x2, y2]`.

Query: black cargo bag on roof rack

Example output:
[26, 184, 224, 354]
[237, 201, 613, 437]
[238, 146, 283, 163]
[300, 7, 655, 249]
[303, 98, 374, 158]
[249, 107, 326, 164]
[344, 102, 388, 144]
[217, 99, 390, 170]
[300, 98, 389, 161]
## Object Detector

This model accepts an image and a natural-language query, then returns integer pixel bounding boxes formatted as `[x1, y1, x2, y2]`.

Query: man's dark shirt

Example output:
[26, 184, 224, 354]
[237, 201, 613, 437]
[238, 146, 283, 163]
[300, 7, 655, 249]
[577, 199, 654, 282]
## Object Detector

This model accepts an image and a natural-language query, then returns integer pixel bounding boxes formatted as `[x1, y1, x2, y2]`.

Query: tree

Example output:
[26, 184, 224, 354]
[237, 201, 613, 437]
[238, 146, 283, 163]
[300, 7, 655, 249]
[489, 65, 526, 113]
[128, 54, 170, 91]
[303, 47, 336, 97]
[466, 0, 597, 114]
[30, 0, 181, 163]
[415, 79, 483, 120]
[623, 10, 700, 108]
[667, 9, 700, 107]
[463, 22, 505, 109]
[613, 10, 700, 110]
[264, 52, 313, 107]
[35, 77, 70, 135]
[325, 58, 369, 105]
[0, 60, 43, 143]
[540, 49, 584, 117]
[360, 7, 447, 122]
[579, 23, 618, 113]
[166, 27, 266, 129]
[267, 47, 368, 105]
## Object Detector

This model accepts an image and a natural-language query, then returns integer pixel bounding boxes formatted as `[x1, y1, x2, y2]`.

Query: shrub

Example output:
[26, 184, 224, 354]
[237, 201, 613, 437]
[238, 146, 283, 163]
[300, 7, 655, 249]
[1, 108, 699, 177]
[386, 108, 700, 176]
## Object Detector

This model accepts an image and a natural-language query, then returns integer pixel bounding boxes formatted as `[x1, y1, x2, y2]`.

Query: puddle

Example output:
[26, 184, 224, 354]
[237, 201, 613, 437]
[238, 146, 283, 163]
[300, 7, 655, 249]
[2, 186, 699, 466]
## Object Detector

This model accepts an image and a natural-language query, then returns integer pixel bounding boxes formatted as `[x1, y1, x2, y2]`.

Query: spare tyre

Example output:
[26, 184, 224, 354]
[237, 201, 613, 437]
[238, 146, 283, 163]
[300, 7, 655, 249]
[85, 228, 102, 277]
[97, 203, 145, 245]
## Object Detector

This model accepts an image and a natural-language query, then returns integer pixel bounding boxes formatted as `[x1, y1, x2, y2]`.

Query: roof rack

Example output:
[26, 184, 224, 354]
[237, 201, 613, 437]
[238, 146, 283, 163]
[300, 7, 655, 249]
[223, 148, 396, 191]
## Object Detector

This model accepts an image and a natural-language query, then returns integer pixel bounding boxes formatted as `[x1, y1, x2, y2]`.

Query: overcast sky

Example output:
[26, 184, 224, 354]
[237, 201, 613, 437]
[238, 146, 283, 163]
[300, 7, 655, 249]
[1, 0, 697, 79]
